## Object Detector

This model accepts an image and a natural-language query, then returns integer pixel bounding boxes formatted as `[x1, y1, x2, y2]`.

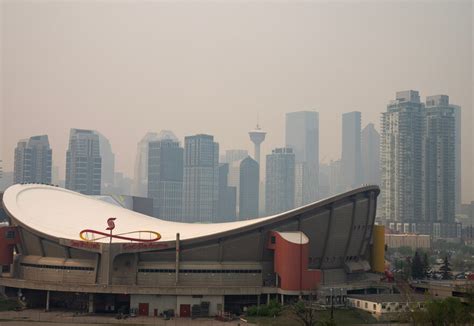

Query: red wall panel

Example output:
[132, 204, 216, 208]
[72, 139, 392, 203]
[0, 227, 20, 265]
[268, 231, 321, 291]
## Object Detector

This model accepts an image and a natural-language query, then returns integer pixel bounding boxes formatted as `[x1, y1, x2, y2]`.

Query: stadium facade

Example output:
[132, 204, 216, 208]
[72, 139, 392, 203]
[0, 184, 382, 316]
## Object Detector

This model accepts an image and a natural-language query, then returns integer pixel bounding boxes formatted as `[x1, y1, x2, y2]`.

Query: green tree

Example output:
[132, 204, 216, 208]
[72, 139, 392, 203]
[403, 256, 412, 280]
[247, 299, 281, 317]
[411, 251, 424, 279]
[398, 246, 414, 257]
[289, 301, 318, 326]
[288, 291, 319, 326]
[439, 256, 452, 280]
[422, 252, 430, 279]
[418, 297, 472, 326]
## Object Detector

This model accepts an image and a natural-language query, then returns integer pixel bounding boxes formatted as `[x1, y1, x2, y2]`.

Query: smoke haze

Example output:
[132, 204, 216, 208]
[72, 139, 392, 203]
[1, 1, 472, 201]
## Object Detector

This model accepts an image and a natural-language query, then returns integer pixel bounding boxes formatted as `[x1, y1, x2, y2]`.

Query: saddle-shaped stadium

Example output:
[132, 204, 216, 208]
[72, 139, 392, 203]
[0, 184, 384, 317]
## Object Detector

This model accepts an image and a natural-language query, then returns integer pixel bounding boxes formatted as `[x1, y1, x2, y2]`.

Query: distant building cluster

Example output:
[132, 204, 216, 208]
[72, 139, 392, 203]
[2, 90, 463, 236]
[384, 233, 431, 250]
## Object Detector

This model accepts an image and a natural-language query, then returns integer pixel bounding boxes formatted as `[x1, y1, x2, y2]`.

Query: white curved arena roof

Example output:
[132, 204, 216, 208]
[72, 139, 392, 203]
[2, 184, 281, 243]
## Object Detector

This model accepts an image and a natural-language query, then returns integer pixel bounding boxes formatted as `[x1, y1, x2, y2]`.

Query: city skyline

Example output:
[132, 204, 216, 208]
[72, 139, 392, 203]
[0, 1, 472, 202]
[0, 1, 473, 320]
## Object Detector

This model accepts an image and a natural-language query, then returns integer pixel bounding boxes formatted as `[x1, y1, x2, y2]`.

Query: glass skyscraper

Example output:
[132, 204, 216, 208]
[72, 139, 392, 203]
[285, 111, 319, 204]
[341, 111, 362, 190]
[148, 134, 183, 221]
[182, 134, 219, 223]
[65, 129, 101, 195]
[265, 148, 295, 215]
[14, 135, 52, 184]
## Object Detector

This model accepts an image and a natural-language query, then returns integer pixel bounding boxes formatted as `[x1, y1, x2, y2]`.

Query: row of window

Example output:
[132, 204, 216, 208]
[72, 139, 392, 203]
[138, 269, 262, 274]
[353, 224, 368, 231]
[21, 263, 94, 271]
[350, 300, 424, 312]
[316, 256, 360, 263]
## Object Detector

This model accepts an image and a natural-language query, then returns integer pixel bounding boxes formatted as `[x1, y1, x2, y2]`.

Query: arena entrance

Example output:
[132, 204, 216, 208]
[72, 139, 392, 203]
[224, 295, 259, 315]
[93, 293, 130, 313]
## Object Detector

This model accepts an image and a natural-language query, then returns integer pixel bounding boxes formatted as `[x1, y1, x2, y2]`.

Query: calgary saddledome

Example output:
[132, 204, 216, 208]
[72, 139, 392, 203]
[0, 184, 383, 317]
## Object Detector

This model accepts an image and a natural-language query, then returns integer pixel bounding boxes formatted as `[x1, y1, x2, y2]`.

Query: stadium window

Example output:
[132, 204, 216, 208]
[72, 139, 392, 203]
[270, 236, 276, 244]
[5, 230, 15, 239]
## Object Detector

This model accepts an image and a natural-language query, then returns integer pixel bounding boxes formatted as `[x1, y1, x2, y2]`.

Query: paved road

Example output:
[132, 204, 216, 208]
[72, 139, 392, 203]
[0, 310, 250, 325]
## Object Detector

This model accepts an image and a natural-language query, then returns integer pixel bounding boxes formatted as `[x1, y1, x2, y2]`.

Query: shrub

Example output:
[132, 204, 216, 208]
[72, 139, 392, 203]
[246, 300, 282, 317]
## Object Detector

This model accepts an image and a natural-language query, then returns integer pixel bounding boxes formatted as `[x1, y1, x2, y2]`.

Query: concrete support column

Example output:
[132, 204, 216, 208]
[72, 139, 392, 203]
[88, 294, 94, 313]
[45, 291, 50, 312]
[257, 295, 260, 307]
[100, 245, 113, 285]
[267, 293, 270, 305]
[175, 233, 180, 285]
[280, 294, 284, 305]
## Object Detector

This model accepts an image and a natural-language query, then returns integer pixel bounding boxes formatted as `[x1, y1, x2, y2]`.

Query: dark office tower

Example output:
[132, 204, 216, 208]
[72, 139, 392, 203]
[341, 111, 362, 190]
[97, 132, 115, 192]
[380, 91, 424, 223]
[285, 111, 319, 202]
[147, 134, 183, 221]
[361, 123, 380, 185]
[183, 134, 219, 223]
[239, 156, 259, 220]
[65, 129, 101, 195]
[217, 163, 236, 221]
[265, 148, 295, 215]
[14, 135, 52, 184]
[424, 95, 456, 223]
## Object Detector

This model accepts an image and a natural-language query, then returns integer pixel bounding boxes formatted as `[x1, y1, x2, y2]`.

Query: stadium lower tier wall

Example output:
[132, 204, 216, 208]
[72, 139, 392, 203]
[130, 295, 224, 317]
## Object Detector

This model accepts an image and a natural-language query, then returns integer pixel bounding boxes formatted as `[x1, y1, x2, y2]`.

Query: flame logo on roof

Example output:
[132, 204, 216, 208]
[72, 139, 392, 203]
[106, 217, 116, 231]
[79, 218, 161, 243]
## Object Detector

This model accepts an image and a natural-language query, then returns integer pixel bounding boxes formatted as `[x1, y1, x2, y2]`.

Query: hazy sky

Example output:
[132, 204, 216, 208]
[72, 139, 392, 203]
[1, 1, 472, 201]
